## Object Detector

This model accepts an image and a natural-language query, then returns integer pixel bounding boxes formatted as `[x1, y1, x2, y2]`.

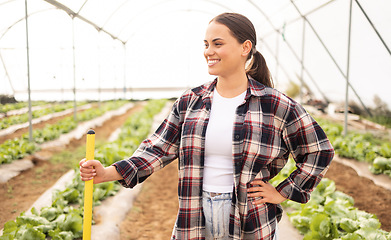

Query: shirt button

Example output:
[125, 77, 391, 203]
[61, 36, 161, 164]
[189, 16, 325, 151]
[235, 135, 240, 140]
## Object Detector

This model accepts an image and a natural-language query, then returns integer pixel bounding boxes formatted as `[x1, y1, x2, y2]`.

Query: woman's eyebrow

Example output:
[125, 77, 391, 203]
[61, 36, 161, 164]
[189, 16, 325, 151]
[204, 38, 224, 43]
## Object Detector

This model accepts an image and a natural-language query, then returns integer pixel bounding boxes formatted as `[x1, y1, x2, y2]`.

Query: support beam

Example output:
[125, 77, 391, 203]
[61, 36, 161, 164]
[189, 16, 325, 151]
[71, 17, 77, 122]
[289, 0, 372, 116]
[355, 0, 391, 56]
[345, 0, 353, 136]
[299, 18, 306, 104]
[43, 0, 126, 44]
[24, 0, 33, 142]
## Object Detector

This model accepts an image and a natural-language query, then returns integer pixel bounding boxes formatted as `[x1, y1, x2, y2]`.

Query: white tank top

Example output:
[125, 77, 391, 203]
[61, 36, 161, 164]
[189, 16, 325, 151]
[203, 88, 246, 193]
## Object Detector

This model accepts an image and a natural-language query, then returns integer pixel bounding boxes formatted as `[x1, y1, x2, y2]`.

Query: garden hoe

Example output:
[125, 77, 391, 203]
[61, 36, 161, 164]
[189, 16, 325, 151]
[83, 129, 95, 240]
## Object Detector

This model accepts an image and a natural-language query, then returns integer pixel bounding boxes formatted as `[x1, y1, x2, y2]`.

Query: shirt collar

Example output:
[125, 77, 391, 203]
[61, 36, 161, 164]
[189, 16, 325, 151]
[191, 76, 268, 99]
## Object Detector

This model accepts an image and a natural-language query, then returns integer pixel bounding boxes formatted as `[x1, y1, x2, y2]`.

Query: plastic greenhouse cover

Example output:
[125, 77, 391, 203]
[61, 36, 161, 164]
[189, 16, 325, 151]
[0, 0, 390, 108]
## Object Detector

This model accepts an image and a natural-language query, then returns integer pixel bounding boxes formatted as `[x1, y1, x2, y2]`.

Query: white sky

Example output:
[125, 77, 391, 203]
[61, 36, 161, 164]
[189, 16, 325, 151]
[0, 0, 390, 108]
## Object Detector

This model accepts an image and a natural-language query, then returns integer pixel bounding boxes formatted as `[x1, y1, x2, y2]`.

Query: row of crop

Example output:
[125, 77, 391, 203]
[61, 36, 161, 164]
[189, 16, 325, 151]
[0, 100, 128, 165]
[270, 159, 391, 240]
[317, 118, 391, 178]
[0, 99, 167, 240]
[0, 101, 86, 130]
[0, 101, 47, 114]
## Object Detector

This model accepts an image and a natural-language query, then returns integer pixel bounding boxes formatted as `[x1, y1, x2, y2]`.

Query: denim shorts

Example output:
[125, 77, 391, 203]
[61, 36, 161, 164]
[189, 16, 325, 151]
[202, 191, 278, 240]
[202, 191, 233, 239]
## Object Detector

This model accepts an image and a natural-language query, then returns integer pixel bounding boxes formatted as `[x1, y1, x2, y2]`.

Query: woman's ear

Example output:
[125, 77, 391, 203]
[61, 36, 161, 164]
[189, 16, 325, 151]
[242, 40, 252, 57]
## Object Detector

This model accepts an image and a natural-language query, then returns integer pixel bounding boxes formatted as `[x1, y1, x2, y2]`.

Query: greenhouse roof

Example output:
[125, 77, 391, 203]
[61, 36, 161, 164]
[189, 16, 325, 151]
[0, 0, 390, 108]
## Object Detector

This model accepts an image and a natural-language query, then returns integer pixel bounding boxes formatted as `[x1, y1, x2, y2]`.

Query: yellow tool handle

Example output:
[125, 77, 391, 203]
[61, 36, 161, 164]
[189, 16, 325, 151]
[83, 129, 95, 240]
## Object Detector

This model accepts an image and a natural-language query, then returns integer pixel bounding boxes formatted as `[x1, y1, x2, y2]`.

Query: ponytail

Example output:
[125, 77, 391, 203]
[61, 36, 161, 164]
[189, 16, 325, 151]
[246, 50, 273, 88]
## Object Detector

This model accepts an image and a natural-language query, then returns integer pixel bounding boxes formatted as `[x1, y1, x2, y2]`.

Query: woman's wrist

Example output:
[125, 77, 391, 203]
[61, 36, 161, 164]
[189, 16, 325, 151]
[103, 166, 123, 182]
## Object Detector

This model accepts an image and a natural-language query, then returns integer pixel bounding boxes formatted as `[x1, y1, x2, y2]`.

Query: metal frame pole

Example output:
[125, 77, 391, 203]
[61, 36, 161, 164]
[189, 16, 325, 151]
[274, 32, 280, 89]
[72, 16, 77, 122]
[113, 43, 117, 99]
[345, 0, 353, 136]
[355, 0, 391, 56]
[260, 39, 296, 87]
[98, 31, 102, 104]
[289, 0, 371, 116]
[300, 17, 306, 104]
[24, 0, 33, 142]
[123, 43, 127, 100]
[249, 0, 331, 103]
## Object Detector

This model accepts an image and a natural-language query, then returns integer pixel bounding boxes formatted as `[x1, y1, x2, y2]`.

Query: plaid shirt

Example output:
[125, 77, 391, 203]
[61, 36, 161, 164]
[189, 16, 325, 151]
[113, 78, 334, 240]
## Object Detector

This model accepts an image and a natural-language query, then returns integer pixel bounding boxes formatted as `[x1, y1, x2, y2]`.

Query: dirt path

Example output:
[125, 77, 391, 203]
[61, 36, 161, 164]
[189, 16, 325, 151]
[0, 103, 143, 229]
[1, 105, 390, 236]
[120, 160, 179, 240]
[119, 159, 391, 239]
[325, 161, 391, 231]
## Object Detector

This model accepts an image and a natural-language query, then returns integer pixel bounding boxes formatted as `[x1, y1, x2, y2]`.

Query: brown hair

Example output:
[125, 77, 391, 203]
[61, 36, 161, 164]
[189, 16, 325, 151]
[211, 13, 273, 88]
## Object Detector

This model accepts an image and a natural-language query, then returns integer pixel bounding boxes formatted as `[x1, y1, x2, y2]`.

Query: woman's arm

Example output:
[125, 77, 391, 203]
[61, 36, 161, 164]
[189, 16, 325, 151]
[110, 99, 183, 188]
[275, 103, 334, 203]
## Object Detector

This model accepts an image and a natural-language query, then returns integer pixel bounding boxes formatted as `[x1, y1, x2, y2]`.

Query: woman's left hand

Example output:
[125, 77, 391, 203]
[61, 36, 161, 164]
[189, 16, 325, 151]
[247, 179, 287, 205]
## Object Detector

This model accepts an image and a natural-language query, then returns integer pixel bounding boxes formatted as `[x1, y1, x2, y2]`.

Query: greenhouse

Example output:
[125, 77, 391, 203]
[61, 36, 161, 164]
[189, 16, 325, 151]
[0, 0, 390, 239]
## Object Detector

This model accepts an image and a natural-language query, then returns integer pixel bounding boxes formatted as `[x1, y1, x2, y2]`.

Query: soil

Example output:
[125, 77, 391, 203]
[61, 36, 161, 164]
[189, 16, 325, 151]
[325, 161, 391, 231]
[120, 161, 179, 240]
[0, 103, 143, 229]
[0, 105, 390, 236]
[118, 158, 391, 240]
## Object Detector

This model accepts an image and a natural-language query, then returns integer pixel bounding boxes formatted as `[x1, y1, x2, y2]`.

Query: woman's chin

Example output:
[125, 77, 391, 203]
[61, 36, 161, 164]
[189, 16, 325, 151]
[207, 69, 219, 76]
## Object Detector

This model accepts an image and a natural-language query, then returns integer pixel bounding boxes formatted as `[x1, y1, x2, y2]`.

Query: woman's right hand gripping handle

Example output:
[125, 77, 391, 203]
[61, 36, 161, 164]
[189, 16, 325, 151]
[79, 159, 123, 184]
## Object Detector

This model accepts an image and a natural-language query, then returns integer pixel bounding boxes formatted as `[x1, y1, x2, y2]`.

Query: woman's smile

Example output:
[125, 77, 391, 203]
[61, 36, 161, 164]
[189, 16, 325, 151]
[207, 58, 221, 67]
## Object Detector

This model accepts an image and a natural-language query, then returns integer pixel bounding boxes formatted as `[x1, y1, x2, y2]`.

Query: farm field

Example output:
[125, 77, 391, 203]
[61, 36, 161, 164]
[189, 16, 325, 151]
[0, 101, 144, 228]
[119, 159, 391, 240]
[1, 1, 390, 239]
[0, 100, 390, 239]
[0, 102, 89, 145]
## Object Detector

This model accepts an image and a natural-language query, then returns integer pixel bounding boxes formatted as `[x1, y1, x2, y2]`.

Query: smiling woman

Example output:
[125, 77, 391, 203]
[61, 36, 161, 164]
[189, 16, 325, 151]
[205, 13, 273, 90]
[79, 12, 334, 240]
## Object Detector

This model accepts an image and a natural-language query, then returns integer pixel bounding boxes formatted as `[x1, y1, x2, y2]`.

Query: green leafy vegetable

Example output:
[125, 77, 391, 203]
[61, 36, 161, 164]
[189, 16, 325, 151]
[0, 99, 168, 239]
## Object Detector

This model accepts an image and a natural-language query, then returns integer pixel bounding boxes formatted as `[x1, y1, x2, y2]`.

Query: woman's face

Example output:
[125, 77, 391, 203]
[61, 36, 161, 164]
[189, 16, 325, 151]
[204, 21, 247, 78]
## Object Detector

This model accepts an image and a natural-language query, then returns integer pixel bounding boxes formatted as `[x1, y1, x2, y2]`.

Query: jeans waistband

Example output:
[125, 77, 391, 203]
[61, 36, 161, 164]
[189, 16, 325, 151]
[203, 191, 232, 200]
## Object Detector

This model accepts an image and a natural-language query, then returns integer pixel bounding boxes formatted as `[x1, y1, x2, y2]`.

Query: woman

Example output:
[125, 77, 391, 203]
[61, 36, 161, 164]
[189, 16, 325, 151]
[80, 13, 334, 240]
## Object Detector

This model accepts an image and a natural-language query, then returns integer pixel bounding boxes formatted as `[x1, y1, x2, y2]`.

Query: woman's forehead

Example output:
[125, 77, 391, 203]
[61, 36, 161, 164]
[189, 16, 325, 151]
[204, 21, 232, 41]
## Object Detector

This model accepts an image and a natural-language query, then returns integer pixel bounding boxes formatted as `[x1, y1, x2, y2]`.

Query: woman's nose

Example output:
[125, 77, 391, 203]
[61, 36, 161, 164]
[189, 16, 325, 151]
[204, 46, 214, 56]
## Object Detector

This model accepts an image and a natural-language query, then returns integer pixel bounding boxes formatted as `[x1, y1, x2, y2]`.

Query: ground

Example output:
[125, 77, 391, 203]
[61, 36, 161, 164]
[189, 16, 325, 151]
[118, 159, 391, 240]
[0, 103, 143, 228]
[0, 104, 390, 238]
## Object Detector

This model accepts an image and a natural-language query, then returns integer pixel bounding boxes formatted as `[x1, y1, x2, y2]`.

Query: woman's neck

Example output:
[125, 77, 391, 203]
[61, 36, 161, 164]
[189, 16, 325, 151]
[216, 73, 248, 98]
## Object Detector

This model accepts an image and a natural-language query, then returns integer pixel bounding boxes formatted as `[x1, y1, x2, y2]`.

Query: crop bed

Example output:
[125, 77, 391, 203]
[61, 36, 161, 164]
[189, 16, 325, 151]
[0, 101, 144, 230]
[0, 101, 390, 239]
